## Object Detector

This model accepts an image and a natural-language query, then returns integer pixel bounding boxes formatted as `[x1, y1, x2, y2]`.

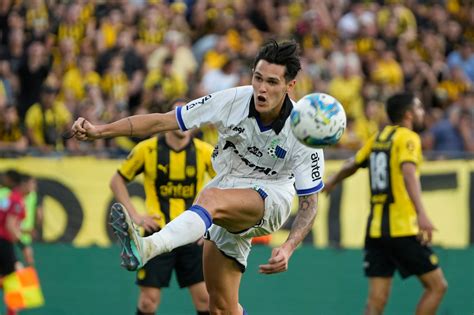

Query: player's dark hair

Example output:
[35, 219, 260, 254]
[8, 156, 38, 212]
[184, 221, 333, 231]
[253, 39, 301, 82]
[386, 92, 416, 124]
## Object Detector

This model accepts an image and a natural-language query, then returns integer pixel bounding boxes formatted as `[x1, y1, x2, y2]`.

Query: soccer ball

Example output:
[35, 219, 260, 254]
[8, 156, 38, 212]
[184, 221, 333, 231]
[290, 93, 346, 148]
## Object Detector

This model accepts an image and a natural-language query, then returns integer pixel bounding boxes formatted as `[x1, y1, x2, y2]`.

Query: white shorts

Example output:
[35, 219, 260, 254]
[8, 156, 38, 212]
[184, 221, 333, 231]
[204, 174, 294, 270]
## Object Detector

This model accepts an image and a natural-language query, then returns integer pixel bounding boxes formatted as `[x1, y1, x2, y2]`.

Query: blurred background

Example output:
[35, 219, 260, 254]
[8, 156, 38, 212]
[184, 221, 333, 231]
[0, 0, 472, 314]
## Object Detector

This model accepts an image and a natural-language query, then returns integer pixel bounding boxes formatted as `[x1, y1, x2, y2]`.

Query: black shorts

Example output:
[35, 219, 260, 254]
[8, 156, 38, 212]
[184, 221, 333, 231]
[0, 238, 17, 276]
[364, 236, 439, 279]
[136, 242, 204, 289]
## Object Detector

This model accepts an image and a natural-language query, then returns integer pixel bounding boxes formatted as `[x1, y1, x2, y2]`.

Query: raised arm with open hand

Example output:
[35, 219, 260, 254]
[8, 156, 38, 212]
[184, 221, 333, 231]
[71, 111, 179, 141]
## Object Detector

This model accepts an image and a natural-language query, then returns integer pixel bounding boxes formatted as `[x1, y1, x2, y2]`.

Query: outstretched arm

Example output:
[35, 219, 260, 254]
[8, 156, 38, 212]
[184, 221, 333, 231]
[259, 193, 318, 274]
[72, 111, 179, 141]
[324, 157, 359, 194]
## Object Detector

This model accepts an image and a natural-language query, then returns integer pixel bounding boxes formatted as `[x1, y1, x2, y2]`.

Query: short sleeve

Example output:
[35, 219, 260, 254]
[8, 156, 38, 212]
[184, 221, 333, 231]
[117, 142, 146, 181]
[293, 147, 325, 196]
[175, 86, 251, 131]
[397, 131, 422, 166]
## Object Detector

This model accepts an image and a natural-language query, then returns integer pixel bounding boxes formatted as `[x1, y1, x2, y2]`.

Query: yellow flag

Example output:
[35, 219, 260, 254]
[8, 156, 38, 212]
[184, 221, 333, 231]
[3, 267, 44, 310]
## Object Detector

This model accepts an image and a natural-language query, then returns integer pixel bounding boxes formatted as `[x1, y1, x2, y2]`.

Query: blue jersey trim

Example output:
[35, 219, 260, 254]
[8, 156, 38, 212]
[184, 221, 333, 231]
[175, 106, 188, 131]
[255, 116, 272, 132]
[296, 182, 324, 196]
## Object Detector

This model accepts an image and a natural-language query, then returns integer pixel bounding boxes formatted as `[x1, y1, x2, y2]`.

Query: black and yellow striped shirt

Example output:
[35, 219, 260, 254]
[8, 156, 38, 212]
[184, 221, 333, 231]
[355, 125, 422, 238]
[118, 136, 216, 228]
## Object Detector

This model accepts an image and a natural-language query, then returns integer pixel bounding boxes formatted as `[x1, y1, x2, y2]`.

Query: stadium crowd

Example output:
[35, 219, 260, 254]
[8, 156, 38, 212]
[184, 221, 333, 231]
[0, 0, 472, 158]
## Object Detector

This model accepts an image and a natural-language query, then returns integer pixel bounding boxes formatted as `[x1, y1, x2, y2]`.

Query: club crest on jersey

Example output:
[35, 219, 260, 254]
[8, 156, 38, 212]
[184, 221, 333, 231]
[186, 165, 196, 177]
[267, 139, 287, 159]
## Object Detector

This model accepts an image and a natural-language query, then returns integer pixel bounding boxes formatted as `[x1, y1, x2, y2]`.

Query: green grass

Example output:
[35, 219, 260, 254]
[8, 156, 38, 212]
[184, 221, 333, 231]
[2, 244, 471, 315]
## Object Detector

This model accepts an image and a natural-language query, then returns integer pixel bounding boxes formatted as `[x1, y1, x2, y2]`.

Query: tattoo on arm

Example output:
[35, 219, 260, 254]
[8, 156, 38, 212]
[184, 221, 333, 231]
[287, 194, 318, 251]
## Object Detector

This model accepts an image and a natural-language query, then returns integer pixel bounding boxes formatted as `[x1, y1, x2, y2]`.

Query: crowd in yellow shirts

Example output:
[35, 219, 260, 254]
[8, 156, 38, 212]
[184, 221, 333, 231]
[0, 0, 472, 157]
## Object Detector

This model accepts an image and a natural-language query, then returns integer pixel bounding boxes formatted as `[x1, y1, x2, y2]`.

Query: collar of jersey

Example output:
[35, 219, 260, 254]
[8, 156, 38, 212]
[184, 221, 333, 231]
[248, 94, 293, 135]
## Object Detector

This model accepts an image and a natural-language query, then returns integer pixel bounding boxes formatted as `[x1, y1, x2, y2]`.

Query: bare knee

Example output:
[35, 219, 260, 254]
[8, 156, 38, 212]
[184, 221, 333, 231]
[424, 277, 448, 296]
[189, 283, 210, 311]
[367, 290, 390, 311]
[209, 297, 233, 314]
[195, 188, 229, 221]
[138, 288, 160, 313]
[195, 188, 221, 214]
[207, 289, 239, 314]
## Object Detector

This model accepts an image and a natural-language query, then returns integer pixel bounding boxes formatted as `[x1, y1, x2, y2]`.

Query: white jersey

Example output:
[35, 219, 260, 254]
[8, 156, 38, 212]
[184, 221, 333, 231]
[175, 85, 324, 197]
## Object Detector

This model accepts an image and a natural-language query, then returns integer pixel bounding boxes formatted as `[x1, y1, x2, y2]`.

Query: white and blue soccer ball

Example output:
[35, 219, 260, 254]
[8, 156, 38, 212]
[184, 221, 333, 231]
[290, 93, 346, 148]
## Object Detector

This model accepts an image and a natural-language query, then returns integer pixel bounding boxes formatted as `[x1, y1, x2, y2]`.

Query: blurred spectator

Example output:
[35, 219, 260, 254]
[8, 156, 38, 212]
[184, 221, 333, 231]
[61, 54, 101, 110]
[100, 54, 129, 111]
[147, 30, 197, 82]
[24, 0, 50, 42]
[447, 40, 474, 83]
[370, 48, 404, 92]
[0, 105, 27, 153]
[0, 59, 15, 108]
[144, 55, 187, 103]
[436, 66, 471, 105]
[0, 28, 25, 74]
[328, 63, 364, 120]
[201, 58, 239, 94]
[24, 84, 71, 153]
[17, 41, 50, 120]
[423, 106, 474, 157]
[0, 0, 469, 159]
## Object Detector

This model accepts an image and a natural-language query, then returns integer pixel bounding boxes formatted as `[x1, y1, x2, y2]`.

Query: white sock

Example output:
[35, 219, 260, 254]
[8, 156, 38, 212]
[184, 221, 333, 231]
[144, 210, 208, 260]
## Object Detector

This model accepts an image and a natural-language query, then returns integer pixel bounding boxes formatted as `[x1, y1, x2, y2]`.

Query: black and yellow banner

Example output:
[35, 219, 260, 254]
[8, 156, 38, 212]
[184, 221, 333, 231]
[1, 157, 473, 248]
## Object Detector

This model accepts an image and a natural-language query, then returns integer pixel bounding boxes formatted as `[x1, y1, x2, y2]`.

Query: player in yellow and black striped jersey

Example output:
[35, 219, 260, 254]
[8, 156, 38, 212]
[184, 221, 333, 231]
[110, 100, 214, 315]
[325, 92, 447, 315]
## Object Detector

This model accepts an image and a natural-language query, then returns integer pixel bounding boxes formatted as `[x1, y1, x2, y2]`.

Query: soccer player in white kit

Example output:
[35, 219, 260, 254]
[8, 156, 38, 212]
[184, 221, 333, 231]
[72, 40, 325, 315]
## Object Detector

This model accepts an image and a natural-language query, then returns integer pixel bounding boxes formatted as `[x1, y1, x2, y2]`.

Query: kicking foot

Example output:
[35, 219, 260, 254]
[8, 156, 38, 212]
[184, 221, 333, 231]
[109, 203, 144, 271]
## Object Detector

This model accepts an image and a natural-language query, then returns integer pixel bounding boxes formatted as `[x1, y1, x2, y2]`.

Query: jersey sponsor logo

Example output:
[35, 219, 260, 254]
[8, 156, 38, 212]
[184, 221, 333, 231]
[232, 126, 245, 134]
[311, 152, 322, 181]
[186, 94, 212, 110]
[223, 141, 277, 176]
[247, 146, 263, 157]
[159, 182, 196, 199]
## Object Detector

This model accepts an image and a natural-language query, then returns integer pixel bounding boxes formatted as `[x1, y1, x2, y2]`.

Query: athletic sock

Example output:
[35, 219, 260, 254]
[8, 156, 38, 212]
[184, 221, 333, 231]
[145, 205, 212, 260]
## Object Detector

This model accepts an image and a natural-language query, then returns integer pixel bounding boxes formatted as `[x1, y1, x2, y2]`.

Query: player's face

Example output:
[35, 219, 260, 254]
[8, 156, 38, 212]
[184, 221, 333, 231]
[412, 98, 425, 130]
[252, 60, 295, 119]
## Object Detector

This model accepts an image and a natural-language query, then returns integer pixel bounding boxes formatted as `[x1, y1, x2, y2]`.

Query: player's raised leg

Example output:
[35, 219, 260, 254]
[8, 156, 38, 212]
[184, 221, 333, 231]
[110, 188, 265, 270]
[109, 203, 144, 271]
